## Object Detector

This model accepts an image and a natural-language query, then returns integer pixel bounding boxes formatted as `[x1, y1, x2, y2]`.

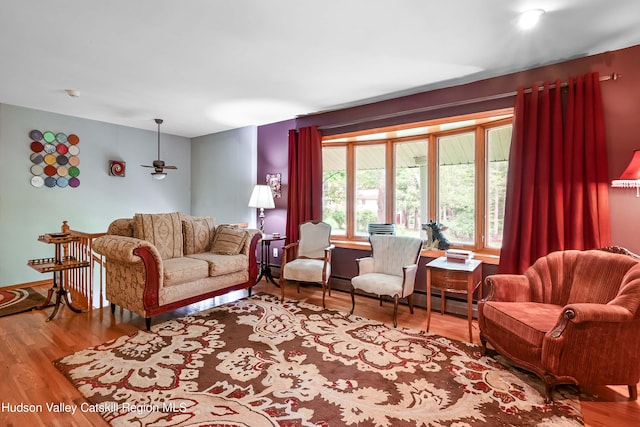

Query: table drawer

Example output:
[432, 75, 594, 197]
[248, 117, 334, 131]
[430, 268, 469, 291]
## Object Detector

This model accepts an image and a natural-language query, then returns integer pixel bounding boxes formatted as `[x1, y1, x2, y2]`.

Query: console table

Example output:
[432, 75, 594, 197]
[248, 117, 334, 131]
[28, 232, 90, 321]
[426, 256, 483, 342]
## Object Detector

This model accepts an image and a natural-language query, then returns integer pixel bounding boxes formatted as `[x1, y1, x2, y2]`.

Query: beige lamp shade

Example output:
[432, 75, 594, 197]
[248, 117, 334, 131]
[249, 184, 275, 231]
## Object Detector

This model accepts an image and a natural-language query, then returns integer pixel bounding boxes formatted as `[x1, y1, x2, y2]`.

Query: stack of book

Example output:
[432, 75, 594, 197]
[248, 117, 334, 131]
[445, 249, 474, 263]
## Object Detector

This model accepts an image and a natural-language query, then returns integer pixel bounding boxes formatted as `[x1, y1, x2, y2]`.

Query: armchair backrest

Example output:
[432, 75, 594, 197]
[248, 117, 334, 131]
[524, 249, 640, 306]
[370, 235, 422, 276]
[298, 221, 332, 258]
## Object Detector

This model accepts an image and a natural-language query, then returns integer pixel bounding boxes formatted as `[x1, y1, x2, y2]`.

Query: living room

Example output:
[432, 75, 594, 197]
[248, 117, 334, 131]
[1, 2, 640, 426]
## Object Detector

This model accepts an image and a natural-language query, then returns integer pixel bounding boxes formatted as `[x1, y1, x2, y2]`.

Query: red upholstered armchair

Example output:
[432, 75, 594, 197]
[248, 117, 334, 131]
[479, 247, 640, 402]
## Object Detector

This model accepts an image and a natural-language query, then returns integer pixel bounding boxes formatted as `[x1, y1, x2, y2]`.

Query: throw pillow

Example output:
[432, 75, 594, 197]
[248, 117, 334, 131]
[182, 216, 216, 255]
[133, 212, 183, 259]
[211, 225, 248, 255]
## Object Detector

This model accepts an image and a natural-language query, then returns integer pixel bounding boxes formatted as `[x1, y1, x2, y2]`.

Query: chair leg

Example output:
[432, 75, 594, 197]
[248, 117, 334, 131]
[392, 295, 399, 328]
[321, 284, 327, 309]
[350, 287, 356, 314]
[145, 317, 151, 331]
[110, 303, 116, 314]
[407, 294, 414, 314]
[479, 335, 488, 355]
[280, 277, 286, 303]
[630, 384, 638, 400]
[379, 295, 383, 306]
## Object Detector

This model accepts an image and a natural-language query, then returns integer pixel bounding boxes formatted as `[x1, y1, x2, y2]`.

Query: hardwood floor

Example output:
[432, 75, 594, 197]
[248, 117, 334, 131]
[0, 280, 637, 426]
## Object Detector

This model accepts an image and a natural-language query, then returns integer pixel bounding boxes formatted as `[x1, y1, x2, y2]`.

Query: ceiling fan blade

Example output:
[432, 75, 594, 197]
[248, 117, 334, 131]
[141, 165, 155, 168]
[163, 165, 178, 170]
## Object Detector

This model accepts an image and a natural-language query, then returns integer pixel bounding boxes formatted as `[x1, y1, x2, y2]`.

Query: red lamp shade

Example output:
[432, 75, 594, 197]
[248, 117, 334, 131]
[612, 149, 640, 197]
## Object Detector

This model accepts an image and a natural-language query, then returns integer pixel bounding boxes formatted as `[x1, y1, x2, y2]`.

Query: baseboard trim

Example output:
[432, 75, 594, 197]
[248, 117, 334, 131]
[1, 279, 53, 291]
[268, 266, 477, 319]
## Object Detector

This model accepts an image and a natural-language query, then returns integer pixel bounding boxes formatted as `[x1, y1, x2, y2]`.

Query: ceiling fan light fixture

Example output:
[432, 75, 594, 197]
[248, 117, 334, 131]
[151, 171, 167, 180]
[141, 118, 177, 178]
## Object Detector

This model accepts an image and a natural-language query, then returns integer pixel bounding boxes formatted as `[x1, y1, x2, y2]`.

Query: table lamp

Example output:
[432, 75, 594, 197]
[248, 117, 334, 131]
[248, 184, 275, 232]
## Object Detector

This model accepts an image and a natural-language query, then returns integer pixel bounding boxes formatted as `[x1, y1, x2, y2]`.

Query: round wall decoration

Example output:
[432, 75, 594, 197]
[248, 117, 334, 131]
[30, 175, 44, 187]
[28, 129, 80, 189]
[43, 131, 56, 143]
[30, 141, 44, 153]
[30, 129, 43, 141]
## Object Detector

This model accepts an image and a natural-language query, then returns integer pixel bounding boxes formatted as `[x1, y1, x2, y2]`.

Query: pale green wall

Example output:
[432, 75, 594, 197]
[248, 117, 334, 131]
[0, 104, 259, 288]
[0, 104, 191, 287]
[191, 126, 258, 226]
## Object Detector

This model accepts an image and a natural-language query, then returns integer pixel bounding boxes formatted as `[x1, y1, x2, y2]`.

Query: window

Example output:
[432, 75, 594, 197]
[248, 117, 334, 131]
[322, 109, 512, 253]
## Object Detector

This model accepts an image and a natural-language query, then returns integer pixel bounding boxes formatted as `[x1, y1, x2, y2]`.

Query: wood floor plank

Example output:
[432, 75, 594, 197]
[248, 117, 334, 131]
[0, 281, 637, 426]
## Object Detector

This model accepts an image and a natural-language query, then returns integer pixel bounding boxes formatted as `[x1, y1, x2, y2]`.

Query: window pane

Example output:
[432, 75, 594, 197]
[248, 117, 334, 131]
[394, 139, 427, 237]
[355, 144, 385, 236]
[486, 125, 511, 248]
[322, 146, 347, 235]
[438, 133, 475, 245]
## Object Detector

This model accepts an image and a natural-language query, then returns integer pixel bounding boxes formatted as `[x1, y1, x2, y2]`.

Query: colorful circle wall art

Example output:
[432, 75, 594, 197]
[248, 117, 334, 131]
[29, 129, 80, 188]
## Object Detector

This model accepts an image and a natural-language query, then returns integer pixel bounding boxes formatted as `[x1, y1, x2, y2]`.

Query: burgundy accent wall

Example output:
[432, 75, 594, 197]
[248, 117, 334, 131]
[256, 119, 295, 263]
[257, 45, 640, 277]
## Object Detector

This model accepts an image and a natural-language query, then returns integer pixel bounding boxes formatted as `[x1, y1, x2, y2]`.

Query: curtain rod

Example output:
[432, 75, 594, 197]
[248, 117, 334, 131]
[317, 72, 620, 131]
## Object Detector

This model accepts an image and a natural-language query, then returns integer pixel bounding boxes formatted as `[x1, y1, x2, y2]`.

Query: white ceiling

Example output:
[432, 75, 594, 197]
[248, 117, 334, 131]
[1, 0, 640, 138]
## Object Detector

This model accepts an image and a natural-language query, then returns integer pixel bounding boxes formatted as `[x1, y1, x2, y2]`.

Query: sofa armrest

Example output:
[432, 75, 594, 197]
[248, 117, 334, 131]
[552, 303, 633, 333]
[243, 230, 261, 281]
[484, 274, 532, 302]
[93, 235, 161, 264]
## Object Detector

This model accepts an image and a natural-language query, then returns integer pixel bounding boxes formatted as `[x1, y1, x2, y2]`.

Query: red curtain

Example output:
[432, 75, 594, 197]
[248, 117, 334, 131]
[499, 72, 611, 274]
[285, 125, 323, 244]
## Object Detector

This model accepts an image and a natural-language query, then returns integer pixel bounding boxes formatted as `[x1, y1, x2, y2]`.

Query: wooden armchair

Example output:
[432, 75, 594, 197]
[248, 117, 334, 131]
[350, 235, 423, 327]
[280, 221, 334, 308]
[479, 247, 640, 402]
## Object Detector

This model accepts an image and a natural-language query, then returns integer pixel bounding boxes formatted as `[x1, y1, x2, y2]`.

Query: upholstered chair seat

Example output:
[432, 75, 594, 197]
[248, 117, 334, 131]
[350, 235, 423, 327]
[479, 247, 640, 402]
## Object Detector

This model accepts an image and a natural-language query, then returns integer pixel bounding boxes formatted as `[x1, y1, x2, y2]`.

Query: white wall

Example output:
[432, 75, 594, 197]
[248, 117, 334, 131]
[191, 126, 258, 226]
[0, 104, 191, 287]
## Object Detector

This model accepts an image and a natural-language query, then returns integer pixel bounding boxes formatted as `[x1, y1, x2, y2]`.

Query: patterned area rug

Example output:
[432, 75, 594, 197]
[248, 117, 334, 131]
[55, 293, 583, 426]
[0, 287, 47, 317]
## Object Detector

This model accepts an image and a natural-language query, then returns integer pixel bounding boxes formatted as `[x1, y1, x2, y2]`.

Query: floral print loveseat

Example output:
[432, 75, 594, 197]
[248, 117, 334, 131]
[93, 212, 261, 329]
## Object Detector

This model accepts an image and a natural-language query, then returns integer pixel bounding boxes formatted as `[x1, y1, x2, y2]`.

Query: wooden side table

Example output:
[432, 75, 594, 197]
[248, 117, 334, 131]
[28, 232, 90, 321]
[257, 234, 286, 285]
[426, 256, 482, 342]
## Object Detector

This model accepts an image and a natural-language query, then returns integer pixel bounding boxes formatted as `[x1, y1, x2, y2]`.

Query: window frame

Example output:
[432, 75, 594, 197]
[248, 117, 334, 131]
[322, 109, 513, 255]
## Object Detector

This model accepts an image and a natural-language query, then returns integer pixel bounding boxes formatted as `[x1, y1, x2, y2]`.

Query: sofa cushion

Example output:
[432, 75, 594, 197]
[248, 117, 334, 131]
[133, 212, 183, 260]
[210, 225, 248, 255]
[162, 257, 209, 287]
[481, 301, 562, 347]
[182, 216, 216, 255]
[480, 301, 563, 367]
[186, 253, 248, 277]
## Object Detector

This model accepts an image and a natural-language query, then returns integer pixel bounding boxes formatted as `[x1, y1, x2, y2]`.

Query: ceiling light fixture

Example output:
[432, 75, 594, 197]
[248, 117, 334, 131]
[518, 9, 545, 30]
[65, 89, 80, 97]
[141, 118, 177, 179]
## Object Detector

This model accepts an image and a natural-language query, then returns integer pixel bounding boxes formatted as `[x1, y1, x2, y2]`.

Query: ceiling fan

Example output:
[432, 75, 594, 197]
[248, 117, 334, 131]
[141, 118, 177, 179]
